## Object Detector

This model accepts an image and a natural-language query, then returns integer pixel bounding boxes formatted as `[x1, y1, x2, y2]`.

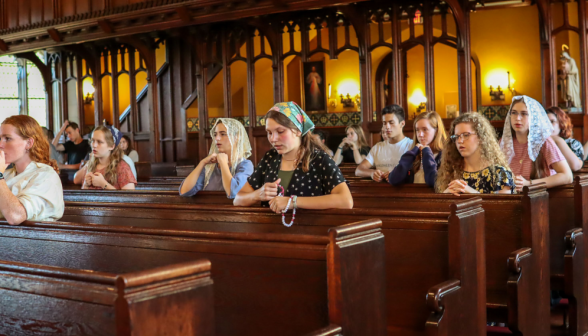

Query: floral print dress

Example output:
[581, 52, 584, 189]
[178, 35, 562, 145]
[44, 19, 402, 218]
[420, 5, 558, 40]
[461, 165, 515, 194]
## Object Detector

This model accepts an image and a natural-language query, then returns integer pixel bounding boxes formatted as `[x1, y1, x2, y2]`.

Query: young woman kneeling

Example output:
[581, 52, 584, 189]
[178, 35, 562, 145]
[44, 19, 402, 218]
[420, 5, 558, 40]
[75, 125, 136, 190]
[436, 113, 515, 195]
[180, 118, 253, 199]
[0, 115, 64, 224]
[389, 111, 446, 187]
[234, 102, 353, 212]
[500, 96, 573, 192]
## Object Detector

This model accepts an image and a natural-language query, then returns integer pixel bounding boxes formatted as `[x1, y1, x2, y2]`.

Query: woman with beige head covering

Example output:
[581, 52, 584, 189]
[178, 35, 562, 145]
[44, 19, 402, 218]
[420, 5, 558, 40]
[180, 118, 253, 199]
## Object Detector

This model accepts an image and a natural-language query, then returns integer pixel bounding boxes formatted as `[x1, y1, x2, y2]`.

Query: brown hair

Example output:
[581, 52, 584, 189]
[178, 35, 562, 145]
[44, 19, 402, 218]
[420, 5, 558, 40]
[2, 115, 59, 173]
[121, 135, 134, 156]
[265, 110, 329, 172]
[436, 112, 509, 192]
[546, 106, 573, 139]
[412, 111, 447, 173]
[344, 125, 369, 149]
[86, 126, 124, 186]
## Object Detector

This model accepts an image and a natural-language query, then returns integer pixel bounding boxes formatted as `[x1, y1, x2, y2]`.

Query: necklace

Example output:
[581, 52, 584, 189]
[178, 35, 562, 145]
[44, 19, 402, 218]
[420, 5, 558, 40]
[277, 185, 296, 227]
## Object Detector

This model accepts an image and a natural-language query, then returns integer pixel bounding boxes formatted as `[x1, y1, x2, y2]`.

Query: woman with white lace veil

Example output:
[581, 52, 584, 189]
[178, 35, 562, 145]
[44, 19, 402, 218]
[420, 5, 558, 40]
[500, 95, 572, 192]
[180, 118, 253, 199]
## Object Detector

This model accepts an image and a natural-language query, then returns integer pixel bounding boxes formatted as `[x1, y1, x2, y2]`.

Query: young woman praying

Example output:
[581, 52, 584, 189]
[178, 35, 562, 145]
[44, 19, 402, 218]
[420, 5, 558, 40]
[436, 112, 515, 195]
[333, 125, 370, 165]
[500, 96, 573, 191]
[234, 102, 353, 213]
[74, 125, 137, 190]
[0, 115, 64, 224]
[389, 111, 446, 187]
[180, 118, 253, 199]
[546, 106, 583, 171]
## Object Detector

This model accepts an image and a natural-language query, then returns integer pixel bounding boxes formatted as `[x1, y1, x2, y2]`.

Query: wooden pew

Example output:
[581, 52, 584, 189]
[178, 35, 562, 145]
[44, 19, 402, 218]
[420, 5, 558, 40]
[62, 184, 551, 336]
[1, 218, 387, 336]
[0, 255, 214, 336]
[58, 199, 487, 335]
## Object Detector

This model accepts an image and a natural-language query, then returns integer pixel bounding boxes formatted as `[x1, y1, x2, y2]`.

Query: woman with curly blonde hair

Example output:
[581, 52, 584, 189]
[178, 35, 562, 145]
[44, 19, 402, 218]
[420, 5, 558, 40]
[436, 112, 515, 195]
[74, 125, 136, 189]
[0, 115, 64, 224]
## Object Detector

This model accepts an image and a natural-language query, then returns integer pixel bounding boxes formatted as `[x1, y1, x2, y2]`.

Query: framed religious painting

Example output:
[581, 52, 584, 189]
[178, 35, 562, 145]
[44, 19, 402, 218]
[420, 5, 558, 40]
[302, 60, 327, 113]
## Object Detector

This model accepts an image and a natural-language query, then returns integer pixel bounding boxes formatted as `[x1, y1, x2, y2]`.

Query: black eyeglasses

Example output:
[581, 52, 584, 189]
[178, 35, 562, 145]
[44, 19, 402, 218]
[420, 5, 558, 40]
[450, 132, 476, 142]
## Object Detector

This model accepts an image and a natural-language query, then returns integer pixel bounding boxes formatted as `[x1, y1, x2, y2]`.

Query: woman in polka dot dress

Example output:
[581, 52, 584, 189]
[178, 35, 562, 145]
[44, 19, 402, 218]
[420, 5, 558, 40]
[234, 102, 353, 213]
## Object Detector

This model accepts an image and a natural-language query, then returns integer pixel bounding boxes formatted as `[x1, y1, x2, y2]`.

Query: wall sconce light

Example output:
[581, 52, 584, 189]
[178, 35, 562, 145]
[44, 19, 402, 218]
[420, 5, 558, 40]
[489, 85, 505, 101]
[507, 71, 517, 95]
[83, 81, 95, 105]
[417, 102, 426, 113]
[340, 93, 359, 108]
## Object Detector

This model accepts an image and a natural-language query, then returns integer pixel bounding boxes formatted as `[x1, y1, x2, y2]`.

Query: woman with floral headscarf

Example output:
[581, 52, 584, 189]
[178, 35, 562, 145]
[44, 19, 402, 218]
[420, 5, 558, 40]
[500, 95, 572, 192]
[234, 102, 353, 213]
[75, 125, 137, 190]
[180, 118, 253, 199]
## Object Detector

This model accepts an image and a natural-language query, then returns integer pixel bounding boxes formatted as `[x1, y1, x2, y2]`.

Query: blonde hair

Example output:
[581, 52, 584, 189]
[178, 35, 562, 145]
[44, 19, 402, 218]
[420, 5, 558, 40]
[86, 126, 124, 186]
[412, 111, 447, 173]
[435, 112, 509, 192]
[344, 125, 369, 149]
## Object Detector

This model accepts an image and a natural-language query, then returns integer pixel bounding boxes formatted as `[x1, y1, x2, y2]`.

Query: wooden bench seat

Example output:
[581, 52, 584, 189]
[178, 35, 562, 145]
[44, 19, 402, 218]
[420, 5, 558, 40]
[57, 199, 487, 335]
[1, 218, 386, 336]
[0, 252, 214, 336]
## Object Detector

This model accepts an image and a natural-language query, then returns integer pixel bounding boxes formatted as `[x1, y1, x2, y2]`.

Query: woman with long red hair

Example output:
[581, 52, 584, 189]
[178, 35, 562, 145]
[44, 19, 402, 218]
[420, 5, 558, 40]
[0, 115, 64, 224]
[546, 106, 584, 171]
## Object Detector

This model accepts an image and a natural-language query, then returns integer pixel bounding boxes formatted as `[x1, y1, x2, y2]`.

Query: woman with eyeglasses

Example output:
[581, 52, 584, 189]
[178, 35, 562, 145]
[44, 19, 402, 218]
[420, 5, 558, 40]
[436, 112, 515, 195]
[500, 96, 572, 192]
[389, 111, 446, 187]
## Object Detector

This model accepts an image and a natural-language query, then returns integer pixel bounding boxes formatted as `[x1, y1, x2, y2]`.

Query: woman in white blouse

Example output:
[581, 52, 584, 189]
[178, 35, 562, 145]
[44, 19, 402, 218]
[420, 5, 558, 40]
[0, 115, 64, 224]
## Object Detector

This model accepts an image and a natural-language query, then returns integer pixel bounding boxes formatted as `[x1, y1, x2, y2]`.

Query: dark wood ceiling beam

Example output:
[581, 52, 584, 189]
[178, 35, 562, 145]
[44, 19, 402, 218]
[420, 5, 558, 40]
[0, 0, 367, 55]
[97, 20, 115, 34]
[47, 28, 62, 42]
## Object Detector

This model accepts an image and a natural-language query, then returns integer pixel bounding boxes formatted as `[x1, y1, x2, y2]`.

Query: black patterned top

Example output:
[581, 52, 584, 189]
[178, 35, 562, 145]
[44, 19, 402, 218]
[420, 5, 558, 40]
[565, 138, 584, 162]
[248, 148, 347, 206]
[461, 165, 515, 194]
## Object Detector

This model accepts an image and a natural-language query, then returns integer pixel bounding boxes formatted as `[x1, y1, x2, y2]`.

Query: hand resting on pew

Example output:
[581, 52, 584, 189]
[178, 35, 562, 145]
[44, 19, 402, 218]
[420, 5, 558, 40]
[0, 115, 64, 224]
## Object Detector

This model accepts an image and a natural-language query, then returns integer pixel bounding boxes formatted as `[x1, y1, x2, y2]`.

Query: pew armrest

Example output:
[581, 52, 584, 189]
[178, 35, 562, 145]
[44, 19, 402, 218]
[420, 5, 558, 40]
[303, 325, 342, 336]
[565, 228, 583, 251]
[507, 247, 532, 274]
[426, 279, 461, 313]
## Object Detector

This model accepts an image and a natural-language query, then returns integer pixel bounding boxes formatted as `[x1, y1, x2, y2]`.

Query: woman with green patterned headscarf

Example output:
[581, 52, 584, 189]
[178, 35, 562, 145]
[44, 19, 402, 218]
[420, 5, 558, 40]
[180, 118, 253, 199]
[234, 102, 353, 215]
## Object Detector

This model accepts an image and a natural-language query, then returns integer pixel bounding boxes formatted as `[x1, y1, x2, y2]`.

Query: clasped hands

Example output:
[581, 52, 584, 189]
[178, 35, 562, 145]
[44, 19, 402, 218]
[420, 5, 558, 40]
[443, 179, 478, 196]
[84, 172, 108, 188]
[203, 153, 229, 166]
[258, 178, 291, 214]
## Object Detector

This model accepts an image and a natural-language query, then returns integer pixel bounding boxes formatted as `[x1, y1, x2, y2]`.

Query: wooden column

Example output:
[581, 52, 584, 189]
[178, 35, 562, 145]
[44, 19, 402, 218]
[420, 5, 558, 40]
[537, 0, 556, 108]
[222, 30, 231, 118]
[391, 5, 403, 107]
[446, 0, 473, 112]
[128, 48, 138, 143]
[16, 58, 27, 115]
[60, 53, 69, 121]
[246, 28, 257, 159]
[196, 33, 209, 161]
[424, 2, 436, 112]
[578, 0, 588, 142]
[75, 55, 85, 130]
[94, 51, 105, 126]
[110, 46, 120, 128]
